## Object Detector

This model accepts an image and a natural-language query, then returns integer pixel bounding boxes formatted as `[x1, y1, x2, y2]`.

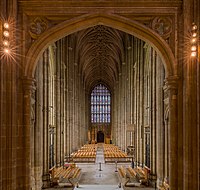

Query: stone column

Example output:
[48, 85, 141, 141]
[122, 62, 126, 151]
[133, 37, 137, 164]
[60, 39, 65, 166]
[119, 72, 123, 148]
[163, 76, 178, 190]
[139, 41, 144, 165]
[55, 41, 61, 167]
[156, 56, 164, 188]
[65, 37, 71, 158]
[42, 49, 50, 188]
[34, 57, 44, 190]
[164, 107, 169, 185]
[150, 49, 157, 178]
[136, 39, 140, 165]
[143, 43, 149, 166]
[23, 77, 36, 190]
[116, 77, 120, 146]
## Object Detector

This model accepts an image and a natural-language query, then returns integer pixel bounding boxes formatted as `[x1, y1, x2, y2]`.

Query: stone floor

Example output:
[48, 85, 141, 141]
[47, 163, 154, 190]
[47, 146, 154, 190]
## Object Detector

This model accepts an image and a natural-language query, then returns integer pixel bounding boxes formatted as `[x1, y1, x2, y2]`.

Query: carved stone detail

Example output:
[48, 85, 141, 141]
[31, 91, 36, 126]
[29, 17, 48, 39]
[151, 17, 172, 39]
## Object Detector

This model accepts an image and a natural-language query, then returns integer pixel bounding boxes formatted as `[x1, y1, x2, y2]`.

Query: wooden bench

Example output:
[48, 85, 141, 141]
[49, 165, 81, 187]
[117, 165, 150, 187]
[134, 166, 150, 185]
[118, 166, 145, 187]
[125, 167, 141, 187]
[59, 166, 81, 187]
[117, 166, 129, 188]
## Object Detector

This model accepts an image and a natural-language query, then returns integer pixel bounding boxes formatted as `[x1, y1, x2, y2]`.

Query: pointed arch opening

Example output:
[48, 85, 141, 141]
[25, 13, 176, 79]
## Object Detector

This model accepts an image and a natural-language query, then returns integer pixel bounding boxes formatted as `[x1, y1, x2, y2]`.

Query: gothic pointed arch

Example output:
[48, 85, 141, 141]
[25, 13, 176, 79]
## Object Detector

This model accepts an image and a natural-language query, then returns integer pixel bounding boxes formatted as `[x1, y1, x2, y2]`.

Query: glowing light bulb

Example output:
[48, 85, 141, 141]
[192, 32, 197, 37]
[4, 48, 10, 54]
[192, 25, 197, 30]
[191, 38, 197, 43]
[3, 22, 9, 29]
[191, 46, 197, 51]
[3, 40, 9, 46]
[3, 31, 9, 37]
[191, 52, 197, 57]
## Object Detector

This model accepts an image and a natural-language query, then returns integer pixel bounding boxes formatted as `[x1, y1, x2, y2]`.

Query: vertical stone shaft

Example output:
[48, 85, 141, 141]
[23, 78, 36, 189]
[156, 56, 164, 187]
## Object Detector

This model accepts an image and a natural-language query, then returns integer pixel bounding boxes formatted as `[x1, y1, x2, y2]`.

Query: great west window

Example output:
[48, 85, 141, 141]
[91, 84, 111, 123]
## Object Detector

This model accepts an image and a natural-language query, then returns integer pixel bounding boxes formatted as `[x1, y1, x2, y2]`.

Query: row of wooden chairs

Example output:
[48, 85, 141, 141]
[72, 144, 97, 162]
[73, 152, 96, 158]
[103, 144, 128, 158]
[104, 152, 127, 158]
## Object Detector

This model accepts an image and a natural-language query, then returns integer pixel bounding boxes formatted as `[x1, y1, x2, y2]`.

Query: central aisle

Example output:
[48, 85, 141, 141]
[95, 144, 105, 164]
[77, 163, 119, 185]
[78, 144, 118, 185]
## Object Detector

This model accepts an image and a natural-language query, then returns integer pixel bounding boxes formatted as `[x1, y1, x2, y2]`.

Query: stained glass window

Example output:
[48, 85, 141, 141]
[91, 84, 111, 123]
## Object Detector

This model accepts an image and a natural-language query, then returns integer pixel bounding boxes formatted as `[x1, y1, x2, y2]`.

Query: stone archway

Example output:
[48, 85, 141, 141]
[23, 13, 178, 190]
[24, 13, 176, 78]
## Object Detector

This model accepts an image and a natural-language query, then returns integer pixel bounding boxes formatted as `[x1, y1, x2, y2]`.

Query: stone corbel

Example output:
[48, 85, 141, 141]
[23, 77, 36, 96]
[163, 76, 178, 101]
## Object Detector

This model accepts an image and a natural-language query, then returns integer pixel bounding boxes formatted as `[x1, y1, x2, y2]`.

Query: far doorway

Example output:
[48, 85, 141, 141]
[97, 131, 104, 143]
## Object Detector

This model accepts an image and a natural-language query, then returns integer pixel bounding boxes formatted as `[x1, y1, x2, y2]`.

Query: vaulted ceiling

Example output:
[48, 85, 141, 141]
[75, 25, 125, 92]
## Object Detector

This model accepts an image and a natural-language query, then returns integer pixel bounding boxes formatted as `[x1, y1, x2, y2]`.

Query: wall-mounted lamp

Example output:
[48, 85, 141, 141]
[191, 23, 198, 58]
[2, 21, 11, 55]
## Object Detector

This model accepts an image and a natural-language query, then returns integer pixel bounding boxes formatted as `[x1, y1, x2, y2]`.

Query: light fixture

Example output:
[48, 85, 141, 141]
[3, 22, 9, 29]
[4, 48, 10, 54]
[192, 32, 197, 37]
[3, 31, 9, 37]
[191, 38, 197, 43]
[191, 46, 197, 51]
[1, 20, 12, 59]
[192, 24, 197, 30]
[190, 23, 198, 58]
[3, 40, 9, 46]
[191, 52, 197, 57]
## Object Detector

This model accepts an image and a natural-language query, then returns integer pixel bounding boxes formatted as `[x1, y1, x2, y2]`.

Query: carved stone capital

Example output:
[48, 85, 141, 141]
[163, 76, 178, 106]
[23, 77, 36, 95]
[163, 76, 178, 94]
